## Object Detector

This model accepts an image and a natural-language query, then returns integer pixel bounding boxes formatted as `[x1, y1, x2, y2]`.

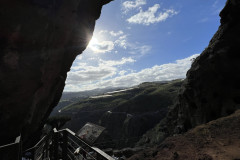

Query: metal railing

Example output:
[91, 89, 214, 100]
[22, 128, 114, 160]
[23, 133, 53, 160]
[0, 135, 22, 160]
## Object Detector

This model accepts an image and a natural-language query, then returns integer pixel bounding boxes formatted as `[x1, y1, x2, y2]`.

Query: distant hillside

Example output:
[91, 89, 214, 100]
[52, 79, 183, 148]
[61, 87, 125, 101]
[50, 87, 125, 116]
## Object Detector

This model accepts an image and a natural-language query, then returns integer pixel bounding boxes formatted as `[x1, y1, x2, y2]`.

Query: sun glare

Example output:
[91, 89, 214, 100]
[88, 37, 98, 48]
[87, 35, 114, 53]
[88, 37, 100, 53]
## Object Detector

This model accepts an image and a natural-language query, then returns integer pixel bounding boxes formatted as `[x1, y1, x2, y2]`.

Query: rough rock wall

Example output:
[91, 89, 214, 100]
[0, 0, 111, 145]
[169, 0, 240, 133]
[129, 110, 240, 160]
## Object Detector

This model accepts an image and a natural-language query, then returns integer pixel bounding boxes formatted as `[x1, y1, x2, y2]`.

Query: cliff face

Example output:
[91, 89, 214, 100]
[0, 0, 111, 145]
[129, 110, 240, 160]
[169, 0, 240, 133]
[129, 0, 240, 158]
[137, 1, 240, 147]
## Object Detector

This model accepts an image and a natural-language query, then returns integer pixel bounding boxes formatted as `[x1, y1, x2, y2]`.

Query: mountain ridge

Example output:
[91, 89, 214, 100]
[51, 79, 183, 149]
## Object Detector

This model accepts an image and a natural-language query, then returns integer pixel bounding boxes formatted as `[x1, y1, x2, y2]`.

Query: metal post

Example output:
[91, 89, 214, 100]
[15, 135, 22, 160]
[53, 128, 59, 160]
[43, 135, 49, 159]
[49, 136, 53, 160]
[62, 130, 68, 160]
[32, 148, 36, 160]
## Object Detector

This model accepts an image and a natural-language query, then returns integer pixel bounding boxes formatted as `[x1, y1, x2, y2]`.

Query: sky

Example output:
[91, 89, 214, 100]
[64, 0, 226, 92]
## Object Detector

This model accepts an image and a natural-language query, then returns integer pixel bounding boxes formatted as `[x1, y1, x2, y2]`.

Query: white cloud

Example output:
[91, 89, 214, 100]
[127, 4, 178, 25]
[119, 70, 127, 76]
[99, 54, 199, 87]
[99, 30, 108, 34]
[99, 30, 124, 37]
[96, 30, 150, 54]
[115, 35, 128, 49]
[71, 62, 87, 70]
[122, 0, 146, 13]
[138, 45, 151, 55]
[129, 45, 152, 56]
[100, 57, 135, 67]
[64, 54, 199, 91]
[110, 30, 124, 37]
[115, 34, 151, 56]
[65, 57, 136, 88]
[96, 30, 128, 50]
[88, 38, 114, 53]
[76, 55, 83, 60]
[67, 65, 116, 84]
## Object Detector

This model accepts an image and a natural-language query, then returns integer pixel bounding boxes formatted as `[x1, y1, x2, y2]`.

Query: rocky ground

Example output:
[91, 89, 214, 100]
[128, 110, 240, 160]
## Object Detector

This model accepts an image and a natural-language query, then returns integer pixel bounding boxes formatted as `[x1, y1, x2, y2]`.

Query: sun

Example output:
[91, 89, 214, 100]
[87, 34, 114, 53]
[88, 37, 99, 49]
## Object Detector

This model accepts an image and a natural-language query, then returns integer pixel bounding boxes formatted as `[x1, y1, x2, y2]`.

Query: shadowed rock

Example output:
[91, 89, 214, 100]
[136, 0, 240, 150]
[166, 0, 240, 134]
[129, 110, 240, 160]
[0, 0, 112, 145]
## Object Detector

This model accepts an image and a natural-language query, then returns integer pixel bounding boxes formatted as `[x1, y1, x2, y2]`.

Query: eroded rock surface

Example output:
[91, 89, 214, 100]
[0, 0, 111, 145]
[129, 110, 240, 160]
[167, 0, 240, 134]
[135, 0, 240, 153]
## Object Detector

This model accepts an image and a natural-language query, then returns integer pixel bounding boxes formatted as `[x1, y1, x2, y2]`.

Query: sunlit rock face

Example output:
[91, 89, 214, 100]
[0, 0, 111, 145]
[169, 0, 240, 133]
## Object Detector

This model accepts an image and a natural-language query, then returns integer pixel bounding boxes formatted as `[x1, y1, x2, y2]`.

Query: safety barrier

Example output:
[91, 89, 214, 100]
[0, 135, 22, 160]
[22, 128, 114, 160]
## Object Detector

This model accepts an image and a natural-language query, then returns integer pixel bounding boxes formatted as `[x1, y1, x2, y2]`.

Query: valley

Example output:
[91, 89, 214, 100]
[50, 79, 183, 149]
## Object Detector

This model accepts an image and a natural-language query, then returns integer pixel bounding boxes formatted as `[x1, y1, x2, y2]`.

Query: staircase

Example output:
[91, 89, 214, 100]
[1, 128, 113, 160]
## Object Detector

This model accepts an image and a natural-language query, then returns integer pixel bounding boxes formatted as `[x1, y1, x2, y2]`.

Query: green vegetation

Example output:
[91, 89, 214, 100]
[46, 115, 71, 129]
[111, 79, 183, 114]
[59, 79, 183, 114]
[50, 79, 183, 148]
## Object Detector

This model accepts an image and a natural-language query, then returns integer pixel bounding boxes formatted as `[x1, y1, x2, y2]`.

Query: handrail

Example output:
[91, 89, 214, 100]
[61, 128, 91, 147]
[22, 128, 114, 160]
[0, 135, 21, 149]
[0, 128, 113, 159]
[92, 147, 114, 160]
[58, 128, 114, 160]
[24, 135, 48, 152]
[0, 135, 22, 160]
